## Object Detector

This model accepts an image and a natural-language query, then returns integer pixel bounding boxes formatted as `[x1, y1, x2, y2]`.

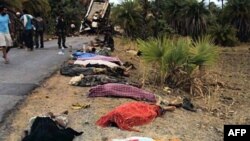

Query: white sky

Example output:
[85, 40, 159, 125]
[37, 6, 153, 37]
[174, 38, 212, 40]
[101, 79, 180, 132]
[109, 0, 221, 5]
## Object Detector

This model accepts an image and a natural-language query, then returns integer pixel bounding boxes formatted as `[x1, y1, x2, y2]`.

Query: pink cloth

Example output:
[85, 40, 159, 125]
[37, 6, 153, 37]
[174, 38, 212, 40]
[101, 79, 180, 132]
[77, 55, 122, 65]
[88, 83, 156, 102]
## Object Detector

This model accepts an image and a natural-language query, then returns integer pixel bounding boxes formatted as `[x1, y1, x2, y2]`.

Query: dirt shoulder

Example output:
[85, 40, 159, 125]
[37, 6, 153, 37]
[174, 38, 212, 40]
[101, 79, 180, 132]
[1, 40, 250, 141]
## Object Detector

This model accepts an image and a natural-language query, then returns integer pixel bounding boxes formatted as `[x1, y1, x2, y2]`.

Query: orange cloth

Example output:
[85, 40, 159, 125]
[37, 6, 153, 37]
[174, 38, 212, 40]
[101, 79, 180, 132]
[96, 102, 161, 132]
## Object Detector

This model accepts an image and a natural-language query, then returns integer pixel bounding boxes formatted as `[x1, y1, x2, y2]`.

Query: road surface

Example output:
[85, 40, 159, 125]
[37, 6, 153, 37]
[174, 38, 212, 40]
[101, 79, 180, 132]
[0, 36, 93, 123]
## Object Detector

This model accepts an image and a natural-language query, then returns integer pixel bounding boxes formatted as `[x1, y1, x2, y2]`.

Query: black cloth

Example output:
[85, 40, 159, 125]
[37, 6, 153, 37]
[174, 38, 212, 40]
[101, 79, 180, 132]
[56, 17, 67, 48]
[60, 64, 125, 77]
[58, 32, 66, 48]
[77, 75, 127, 87]
[60, 64, 97, 77]
[23, 29, 34, 50]
[104, 34, 114, 51]
[35, 31, 44, 48]
[22, 117, 83, 141]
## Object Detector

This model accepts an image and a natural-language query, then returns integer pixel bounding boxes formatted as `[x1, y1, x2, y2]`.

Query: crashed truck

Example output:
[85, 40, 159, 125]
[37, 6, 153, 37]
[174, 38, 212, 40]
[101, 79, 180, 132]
[80, 0, 111, 34]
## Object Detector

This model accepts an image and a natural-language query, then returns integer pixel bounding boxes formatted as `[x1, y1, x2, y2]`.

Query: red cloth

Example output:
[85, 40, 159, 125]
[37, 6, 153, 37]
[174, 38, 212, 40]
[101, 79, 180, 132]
[96, 102, 161, 132]
[88, 83, 156, 102]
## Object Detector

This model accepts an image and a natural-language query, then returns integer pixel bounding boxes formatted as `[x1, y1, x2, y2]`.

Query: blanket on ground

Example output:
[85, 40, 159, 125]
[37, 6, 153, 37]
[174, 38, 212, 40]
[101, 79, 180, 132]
[96, 102, 162, 132]
[74, 60, 119, 68]
[76, 55, 122, 65]
[70, 75, 127, 87]
[88, 83, 156, 102]
[60, 64, 126, 77]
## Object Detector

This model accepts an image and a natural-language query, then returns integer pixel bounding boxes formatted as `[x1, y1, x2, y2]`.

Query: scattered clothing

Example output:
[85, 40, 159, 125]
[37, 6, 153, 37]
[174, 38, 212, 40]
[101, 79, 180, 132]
[70, 74, 127, 87]
[182, 97, 196, 112]
[74, 60, 120, 68]
[88, 83, 156, 102]
[96, 102, 164, 132]
[22, 117, 83, 141]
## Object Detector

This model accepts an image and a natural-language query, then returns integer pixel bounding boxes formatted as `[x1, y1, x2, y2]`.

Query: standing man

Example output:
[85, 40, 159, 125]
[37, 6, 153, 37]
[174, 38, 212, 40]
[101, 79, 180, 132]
[34, 13, 45, 48]
[15, 12, 24, 49]
[56, 12, 68, 49]
[0, 5, 13, 64]
[20, 9, 34, 51]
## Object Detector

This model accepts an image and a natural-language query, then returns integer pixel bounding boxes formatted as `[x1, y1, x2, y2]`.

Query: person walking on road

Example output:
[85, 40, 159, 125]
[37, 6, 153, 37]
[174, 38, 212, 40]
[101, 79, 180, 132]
[20, 9, 34, 51]
[56, 12, 68, 49]
[15, 12, 25, 49]
[0, 5, 13, 64]
[34, 13, 45, 48]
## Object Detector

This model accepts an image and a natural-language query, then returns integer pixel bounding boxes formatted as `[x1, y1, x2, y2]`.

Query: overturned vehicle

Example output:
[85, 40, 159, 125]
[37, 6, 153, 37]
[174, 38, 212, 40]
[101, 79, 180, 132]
[80, 0, 111, 34]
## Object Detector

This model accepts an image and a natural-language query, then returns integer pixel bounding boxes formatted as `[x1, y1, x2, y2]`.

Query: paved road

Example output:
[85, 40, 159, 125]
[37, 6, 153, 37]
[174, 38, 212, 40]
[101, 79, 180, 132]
[0, 36, 93, 123]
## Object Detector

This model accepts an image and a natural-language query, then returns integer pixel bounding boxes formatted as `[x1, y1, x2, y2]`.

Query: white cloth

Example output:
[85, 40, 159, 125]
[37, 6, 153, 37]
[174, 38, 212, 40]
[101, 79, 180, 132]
[74, 60, 119, 68]
[92, 21, 98, 28]
[20, 14, 33, 28]
[0, 33, 13, 46]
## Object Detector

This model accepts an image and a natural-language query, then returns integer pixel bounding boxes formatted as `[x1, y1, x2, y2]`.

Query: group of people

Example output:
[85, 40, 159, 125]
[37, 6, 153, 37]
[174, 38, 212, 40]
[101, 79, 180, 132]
[0, 5, 70, 64]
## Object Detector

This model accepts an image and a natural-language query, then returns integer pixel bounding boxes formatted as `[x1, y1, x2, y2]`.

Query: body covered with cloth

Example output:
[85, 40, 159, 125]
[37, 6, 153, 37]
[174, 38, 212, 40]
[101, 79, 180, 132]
[96, 102, 166, 132]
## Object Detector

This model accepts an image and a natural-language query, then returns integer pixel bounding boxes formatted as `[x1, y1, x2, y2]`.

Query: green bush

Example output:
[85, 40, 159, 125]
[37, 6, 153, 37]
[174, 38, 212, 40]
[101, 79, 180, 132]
[138, 36, 219, 95]
[208, 23, 238, 47]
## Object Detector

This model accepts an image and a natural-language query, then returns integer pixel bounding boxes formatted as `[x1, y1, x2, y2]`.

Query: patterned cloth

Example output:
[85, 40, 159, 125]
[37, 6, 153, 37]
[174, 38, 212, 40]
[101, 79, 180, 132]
[96, 102, 161, 132]
[60, 64, 125, 77]
[77, 75, 127, 87]
[88, 83, 156, 102]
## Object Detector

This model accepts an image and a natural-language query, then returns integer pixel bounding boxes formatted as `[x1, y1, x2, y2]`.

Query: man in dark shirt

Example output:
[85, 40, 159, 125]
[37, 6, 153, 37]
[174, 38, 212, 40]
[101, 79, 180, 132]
[56, 12, 67, 49]
[34, 13, 45, 48]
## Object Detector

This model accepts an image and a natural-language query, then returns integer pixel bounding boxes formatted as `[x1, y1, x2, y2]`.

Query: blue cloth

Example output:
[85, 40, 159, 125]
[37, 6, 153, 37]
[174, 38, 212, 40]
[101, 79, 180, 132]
[72, 52, 97, 59]
[0, 14, 10, 33]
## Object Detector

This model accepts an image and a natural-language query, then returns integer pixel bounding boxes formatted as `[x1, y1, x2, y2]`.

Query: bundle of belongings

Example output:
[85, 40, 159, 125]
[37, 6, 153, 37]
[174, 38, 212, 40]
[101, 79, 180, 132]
[22, 112, 83, 141]
[96, 102, 175, 132]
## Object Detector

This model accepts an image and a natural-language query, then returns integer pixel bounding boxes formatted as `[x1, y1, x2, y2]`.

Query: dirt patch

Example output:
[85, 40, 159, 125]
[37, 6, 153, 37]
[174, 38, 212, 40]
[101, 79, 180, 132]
[1, 39, 250, 141]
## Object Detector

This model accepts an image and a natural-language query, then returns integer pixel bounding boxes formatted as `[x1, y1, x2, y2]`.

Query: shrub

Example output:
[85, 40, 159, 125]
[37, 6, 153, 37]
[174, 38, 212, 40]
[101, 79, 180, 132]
[208, 23, 238, 47]
[138, 36, 219, 96]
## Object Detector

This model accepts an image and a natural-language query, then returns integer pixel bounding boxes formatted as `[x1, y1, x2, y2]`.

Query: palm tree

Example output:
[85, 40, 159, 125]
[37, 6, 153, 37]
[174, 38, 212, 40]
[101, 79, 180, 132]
[222, 0, 250, 42]
[111, 0, 143, 38]
[165, 0, 210, 39]
[218, 0, 224, 8]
